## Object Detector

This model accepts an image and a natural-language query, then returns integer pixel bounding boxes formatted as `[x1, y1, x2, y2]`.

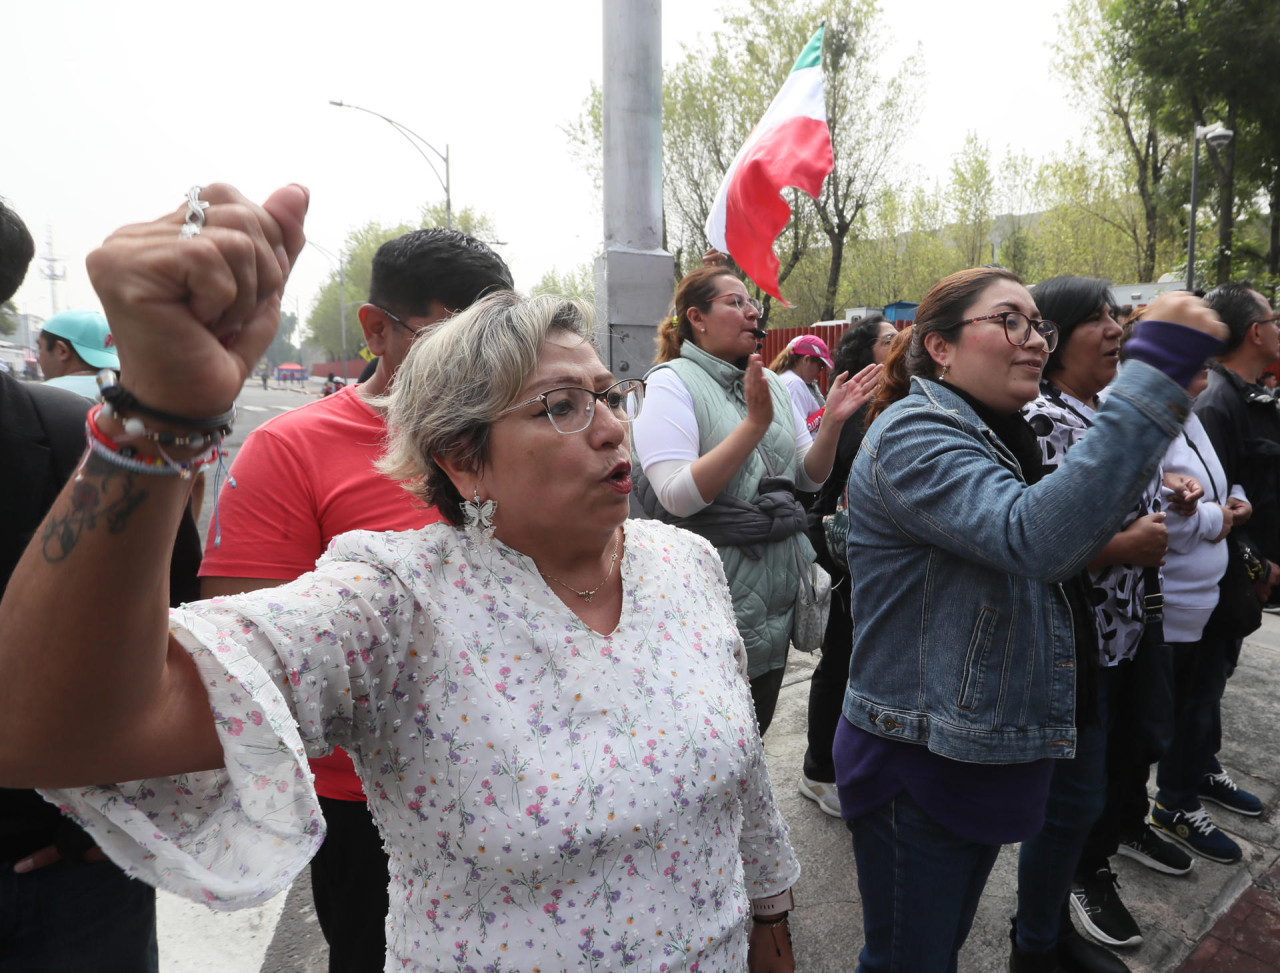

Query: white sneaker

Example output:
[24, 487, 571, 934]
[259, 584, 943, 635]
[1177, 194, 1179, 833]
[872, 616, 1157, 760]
[798, 775, 842, 818]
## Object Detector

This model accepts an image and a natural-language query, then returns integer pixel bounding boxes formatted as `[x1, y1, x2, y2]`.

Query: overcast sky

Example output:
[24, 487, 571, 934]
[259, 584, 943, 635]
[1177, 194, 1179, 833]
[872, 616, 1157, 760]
[5, 0, 1090, 332]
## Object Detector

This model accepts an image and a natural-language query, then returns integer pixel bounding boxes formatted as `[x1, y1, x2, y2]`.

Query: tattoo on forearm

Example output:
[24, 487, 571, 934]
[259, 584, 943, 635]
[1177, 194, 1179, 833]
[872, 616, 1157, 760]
[42, 454, 149, 562]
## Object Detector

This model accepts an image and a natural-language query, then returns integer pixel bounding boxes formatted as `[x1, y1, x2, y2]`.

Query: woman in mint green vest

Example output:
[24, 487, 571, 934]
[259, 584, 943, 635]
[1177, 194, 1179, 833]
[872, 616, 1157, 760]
[631, 266, 881, 732]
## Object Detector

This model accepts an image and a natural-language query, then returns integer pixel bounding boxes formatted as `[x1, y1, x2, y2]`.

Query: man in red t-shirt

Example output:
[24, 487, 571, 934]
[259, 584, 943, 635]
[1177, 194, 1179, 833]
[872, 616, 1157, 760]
[200, 228, 511, 971]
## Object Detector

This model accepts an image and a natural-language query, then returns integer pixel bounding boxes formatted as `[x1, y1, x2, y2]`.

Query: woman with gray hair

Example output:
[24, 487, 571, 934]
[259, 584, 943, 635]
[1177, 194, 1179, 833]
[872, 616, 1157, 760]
[0, 184, 800, 972]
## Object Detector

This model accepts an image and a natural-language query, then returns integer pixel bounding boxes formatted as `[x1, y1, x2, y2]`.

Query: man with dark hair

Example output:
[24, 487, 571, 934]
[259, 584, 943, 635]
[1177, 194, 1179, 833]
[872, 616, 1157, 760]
[0, 198, 35, 303]
[37, 309, 120, 398]
[199, 227, 512, 971]
[1151, 282, 1278, 863]
[0, 199, 175, 970]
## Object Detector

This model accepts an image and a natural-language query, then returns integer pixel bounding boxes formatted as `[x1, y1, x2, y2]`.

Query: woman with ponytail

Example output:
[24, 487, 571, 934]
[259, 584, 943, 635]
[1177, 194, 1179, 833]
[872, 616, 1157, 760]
[631, 266, 881, 732]
[831, 267, 1226, 972]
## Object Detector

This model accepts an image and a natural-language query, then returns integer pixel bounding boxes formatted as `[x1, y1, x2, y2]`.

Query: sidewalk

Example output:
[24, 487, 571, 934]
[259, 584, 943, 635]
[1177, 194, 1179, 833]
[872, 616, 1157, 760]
[768, 614, 1280, 972]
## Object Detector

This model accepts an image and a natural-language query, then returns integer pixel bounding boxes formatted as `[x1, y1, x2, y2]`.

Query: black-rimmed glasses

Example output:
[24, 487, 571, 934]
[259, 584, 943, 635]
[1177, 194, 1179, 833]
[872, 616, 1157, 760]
[1253, 314, 1280, 328]
[957, 310, 1059, 352]
[499, 379, 646, 434]
[710, 293, 764, 316]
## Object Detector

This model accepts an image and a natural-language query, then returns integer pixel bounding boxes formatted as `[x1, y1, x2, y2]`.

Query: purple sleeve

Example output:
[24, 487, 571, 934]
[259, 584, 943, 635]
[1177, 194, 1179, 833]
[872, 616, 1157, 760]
[1124, 320, 1224, 388]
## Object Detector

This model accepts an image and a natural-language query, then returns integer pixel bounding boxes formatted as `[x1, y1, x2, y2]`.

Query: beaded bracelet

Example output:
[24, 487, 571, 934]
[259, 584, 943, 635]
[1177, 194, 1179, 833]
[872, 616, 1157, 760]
[86, 409, 221, 478]
[83, 402, 238, 547]
[99, 383, 237, 433]
[84, 433, 219, 478]
[96, 404, 226, 449]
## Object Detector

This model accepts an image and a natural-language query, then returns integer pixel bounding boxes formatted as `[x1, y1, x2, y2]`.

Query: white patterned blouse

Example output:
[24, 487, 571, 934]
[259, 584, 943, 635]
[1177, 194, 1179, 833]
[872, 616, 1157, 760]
[42, 518, 799, 973]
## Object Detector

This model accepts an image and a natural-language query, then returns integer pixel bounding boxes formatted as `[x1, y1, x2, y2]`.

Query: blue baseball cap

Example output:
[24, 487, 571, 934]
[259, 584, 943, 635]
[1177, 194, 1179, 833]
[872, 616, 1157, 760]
[41, 310, 119, 369]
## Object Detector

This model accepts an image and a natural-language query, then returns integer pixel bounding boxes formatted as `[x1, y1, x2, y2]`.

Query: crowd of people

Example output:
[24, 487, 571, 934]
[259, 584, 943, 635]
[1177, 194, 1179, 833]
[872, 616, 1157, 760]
[0, 181, 1274, 973]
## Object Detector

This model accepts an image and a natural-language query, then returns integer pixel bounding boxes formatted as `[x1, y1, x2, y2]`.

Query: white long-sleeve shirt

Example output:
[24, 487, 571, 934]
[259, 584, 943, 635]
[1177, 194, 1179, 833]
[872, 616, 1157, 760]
[1161, 412, 1248, 642]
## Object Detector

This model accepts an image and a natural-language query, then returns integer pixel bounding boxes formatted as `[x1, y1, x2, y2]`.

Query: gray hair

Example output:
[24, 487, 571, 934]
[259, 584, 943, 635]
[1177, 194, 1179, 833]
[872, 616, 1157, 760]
[375, 290, 596, 525]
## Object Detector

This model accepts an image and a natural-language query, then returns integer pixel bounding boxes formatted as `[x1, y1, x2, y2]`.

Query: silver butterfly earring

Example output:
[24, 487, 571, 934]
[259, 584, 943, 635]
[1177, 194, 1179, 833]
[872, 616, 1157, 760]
[462, 487, 497, 546]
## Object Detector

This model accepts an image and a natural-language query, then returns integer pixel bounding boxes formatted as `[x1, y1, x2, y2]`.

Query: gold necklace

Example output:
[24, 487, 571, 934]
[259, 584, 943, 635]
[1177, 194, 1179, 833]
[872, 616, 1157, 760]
[540, 529, 622, 603]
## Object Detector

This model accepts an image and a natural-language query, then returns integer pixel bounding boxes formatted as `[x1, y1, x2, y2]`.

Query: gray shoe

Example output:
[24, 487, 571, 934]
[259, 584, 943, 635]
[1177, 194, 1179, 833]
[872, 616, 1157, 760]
[798, 775, 842, 817]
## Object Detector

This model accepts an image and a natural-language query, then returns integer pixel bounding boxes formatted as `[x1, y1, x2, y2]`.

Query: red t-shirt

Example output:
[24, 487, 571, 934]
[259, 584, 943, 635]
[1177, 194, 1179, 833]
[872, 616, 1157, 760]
[200, 383, 440, 800]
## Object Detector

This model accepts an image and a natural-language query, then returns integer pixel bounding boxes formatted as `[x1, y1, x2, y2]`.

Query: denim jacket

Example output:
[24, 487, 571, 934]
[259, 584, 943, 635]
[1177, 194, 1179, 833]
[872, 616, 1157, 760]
[842, 362, 1189, 763]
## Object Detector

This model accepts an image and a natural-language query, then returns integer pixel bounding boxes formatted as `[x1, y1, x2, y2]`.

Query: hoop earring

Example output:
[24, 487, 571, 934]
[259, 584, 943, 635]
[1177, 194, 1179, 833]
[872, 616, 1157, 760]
[461, 487, 497, 546]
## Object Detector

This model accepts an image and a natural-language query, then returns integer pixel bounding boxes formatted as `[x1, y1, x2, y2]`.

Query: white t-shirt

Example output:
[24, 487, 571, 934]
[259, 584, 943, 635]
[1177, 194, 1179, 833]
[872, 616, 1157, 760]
[777, 369, 823, 431]
[632, 367, 816, 516]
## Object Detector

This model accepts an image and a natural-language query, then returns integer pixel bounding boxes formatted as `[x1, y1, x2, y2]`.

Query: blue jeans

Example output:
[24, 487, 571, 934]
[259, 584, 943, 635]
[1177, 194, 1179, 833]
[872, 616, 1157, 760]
[0, 858, 157, 972]
[1156, 635, 1229, 809]
[850, 792, 1001, 973]
[1014, 665, 1117, 953]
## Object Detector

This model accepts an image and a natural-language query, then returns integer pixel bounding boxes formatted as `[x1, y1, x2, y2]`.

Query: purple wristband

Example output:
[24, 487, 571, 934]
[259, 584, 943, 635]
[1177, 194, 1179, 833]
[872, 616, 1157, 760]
[1124, 320, 1224, 388]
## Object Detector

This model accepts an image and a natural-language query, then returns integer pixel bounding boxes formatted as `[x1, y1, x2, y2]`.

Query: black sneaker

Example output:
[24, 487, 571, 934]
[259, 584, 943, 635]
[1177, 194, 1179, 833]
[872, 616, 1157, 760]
[1116, 824, 1193, 876]
[1069, 867, 1142, 948]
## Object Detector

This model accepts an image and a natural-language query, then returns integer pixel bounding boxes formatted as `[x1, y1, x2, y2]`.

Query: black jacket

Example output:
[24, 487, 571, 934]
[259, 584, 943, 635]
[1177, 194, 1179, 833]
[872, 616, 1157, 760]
[0, 374, 202, 862]
[1194, 362, 1280, 566]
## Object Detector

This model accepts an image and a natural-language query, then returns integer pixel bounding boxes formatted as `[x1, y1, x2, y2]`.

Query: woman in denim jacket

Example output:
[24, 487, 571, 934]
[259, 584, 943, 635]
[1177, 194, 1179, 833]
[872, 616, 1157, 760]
[832, 267, 1225, 973]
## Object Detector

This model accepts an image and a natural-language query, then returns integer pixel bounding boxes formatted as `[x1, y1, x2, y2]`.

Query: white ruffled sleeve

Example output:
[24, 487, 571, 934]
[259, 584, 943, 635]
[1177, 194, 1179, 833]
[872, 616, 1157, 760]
[39, 535, 423, 910]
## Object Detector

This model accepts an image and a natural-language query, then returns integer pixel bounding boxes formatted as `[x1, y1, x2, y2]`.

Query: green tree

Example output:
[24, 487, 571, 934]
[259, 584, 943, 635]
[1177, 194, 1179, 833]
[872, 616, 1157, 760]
[0, 300, 18, 337]
[265, 310, 300, 368]
[1054, 0, 1179, 283]
[995, 152, 1041, 279]
[1108, 0, 1280, 286]
[532, 264, 596, 302]
[948, 133, 995, 267]
[1031, 149, 1141, 281]
[569, 0, 920, 321]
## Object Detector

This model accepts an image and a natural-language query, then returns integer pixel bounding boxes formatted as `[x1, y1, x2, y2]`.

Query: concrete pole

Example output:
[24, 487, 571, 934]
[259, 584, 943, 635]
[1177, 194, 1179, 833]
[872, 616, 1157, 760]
[595, 0, 673, 377]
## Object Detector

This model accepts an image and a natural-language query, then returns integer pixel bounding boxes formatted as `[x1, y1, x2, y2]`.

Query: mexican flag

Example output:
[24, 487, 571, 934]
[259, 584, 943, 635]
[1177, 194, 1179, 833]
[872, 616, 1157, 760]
[705, 25, 834, 306]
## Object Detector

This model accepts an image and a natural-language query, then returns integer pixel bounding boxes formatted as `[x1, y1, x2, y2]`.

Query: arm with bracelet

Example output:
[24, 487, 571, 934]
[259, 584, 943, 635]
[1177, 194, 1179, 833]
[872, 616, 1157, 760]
[0, 183, 310, 787]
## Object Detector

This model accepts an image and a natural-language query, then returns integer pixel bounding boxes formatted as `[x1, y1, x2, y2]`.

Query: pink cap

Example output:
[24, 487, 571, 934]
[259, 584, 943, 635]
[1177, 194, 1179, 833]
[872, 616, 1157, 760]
[787, 334, 833, 369]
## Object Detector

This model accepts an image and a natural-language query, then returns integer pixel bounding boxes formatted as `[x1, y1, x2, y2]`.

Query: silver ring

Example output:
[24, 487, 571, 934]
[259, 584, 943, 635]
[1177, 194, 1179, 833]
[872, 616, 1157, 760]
[179, 186, 209, 239]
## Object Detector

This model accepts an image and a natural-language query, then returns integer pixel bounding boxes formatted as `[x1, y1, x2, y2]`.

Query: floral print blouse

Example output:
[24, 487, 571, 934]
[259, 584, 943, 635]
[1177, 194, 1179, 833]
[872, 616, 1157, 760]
[43, 519, 798, 973]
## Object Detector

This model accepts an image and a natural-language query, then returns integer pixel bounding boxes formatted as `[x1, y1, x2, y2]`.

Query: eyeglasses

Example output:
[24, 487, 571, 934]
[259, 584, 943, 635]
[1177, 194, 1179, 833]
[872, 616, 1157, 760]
[1253, 314, 1280, 328]
[957, 310, 1059, 352]
[500, 379, 646, 434]
[368, 304, 438, 338]
[710, 293, 764, 316]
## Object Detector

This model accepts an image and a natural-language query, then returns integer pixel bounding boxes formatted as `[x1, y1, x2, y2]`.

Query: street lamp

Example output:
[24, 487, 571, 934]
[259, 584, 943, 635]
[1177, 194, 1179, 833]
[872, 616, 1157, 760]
[307, 241, 350, 383]
[330, 99, 452, 230]
[1186, 122, 1234, 292]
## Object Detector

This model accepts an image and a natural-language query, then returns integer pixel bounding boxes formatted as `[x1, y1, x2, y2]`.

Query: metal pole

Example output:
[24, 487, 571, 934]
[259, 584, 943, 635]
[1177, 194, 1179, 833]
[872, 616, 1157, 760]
[602, 0, 663, 250]
[339, 255, 348, 382]
[596, 0, 673, 380]
[444, 145, 452, 230]
[1187, 132, 1201, 292]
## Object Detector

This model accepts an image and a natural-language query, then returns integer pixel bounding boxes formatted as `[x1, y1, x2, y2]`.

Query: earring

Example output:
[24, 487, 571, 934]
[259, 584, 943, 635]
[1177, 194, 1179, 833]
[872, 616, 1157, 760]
[939, 364, 949, 381]
[461, 487, 497, 546]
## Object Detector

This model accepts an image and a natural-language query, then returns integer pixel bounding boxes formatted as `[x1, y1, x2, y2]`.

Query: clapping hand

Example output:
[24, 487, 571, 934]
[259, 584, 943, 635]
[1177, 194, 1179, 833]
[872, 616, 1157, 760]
[822, 363, 884, 425]
[743, 354, 775, 432]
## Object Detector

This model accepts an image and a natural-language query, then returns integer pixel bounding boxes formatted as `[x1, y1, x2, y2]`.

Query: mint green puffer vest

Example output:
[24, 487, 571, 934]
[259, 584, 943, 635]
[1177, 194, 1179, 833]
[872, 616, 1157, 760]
[633, 341, 816, 677]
